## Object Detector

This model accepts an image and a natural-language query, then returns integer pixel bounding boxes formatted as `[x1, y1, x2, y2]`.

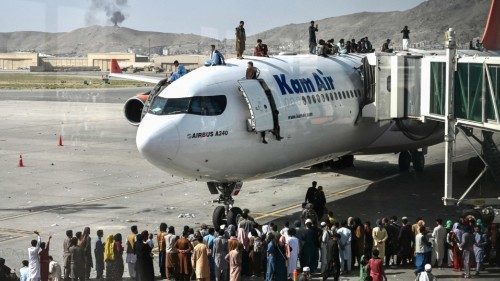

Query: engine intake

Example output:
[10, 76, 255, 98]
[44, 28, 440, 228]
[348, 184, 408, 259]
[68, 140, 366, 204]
[123, 93, 149, 126]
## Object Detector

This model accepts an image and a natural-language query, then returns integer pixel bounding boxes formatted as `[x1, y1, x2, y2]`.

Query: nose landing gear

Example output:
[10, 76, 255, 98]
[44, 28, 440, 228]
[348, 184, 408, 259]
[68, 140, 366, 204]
[207, 182, 243, 229]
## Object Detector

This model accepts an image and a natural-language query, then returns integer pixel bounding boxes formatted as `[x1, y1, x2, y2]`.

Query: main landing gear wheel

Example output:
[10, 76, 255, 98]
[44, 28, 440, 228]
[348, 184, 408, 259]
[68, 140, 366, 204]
[227, 207, 243, 227]
[209, 182, 243, 230]
[411, 150, 425, 172]
[340, 155, 354, 168]
[212, 206, 226, 229]
[467, 156, 484, 178]
[329, 155, 355, 169]
[398, 151, 411, 172]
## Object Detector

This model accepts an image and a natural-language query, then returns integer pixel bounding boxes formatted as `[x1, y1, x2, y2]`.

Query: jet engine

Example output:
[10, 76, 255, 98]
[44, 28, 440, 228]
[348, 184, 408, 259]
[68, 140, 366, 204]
[123, 92, 150, 126]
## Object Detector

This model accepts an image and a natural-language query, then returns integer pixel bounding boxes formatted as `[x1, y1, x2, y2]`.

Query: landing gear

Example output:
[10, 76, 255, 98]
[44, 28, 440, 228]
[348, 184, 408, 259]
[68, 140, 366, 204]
[411, 150, 425, 172]
[467, 156, 484, 178]
[208, 182, 243, 229]
[398, 150, 425, 172]
[398, 151, 411, 172]
[327, 155, 355, 169]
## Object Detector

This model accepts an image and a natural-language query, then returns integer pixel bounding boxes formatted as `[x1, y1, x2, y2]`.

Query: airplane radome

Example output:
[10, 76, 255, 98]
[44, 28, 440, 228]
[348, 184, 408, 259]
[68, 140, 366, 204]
[109, 54, 442, 228]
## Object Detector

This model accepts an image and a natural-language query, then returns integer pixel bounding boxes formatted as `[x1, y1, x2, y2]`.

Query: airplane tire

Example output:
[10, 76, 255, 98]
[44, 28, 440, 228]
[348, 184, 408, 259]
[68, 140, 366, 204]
[467, 156, 483, 178]
[341, 155, 354, 168]
[212, 206, 226, 230]
[398, 151, 411, 172]
[462, 209, 482, 221]
[412, 151, 425, 173]
[227, 207, 242, 227]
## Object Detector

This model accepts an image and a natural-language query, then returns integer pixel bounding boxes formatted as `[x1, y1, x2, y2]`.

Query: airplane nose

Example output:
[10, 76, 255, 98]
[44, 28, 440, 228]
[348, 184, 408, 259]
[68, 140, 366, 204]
[136, 115, 180, 164]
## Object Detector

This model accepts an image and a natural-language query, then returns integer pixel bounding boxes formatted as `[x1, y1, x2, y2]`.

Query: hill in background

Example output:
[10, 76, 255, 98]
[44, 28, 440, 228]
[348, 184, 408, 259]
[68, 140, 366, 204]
[248, 0, 490, 52]
[0, 26, 220, 56]
[0, 0, 491, 56]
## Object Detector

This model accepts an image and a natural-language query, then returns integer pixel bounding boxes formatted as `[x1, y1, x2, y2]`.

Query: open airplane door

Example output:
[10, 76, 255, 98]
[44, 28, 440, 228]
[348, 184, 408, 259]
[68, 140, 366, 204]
[238, 79, 274, 132]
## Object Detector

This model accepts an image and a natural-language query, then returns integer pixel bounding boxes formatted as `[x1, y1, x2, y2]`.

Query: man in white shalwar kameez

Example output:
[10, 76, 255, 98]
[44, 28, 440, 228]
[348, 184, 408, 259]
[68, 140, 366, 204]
[48, 256, 62, 281]
[28, 232, 42, 281]
[431, 218, 446, 267]
[337, 221, 352, 273]
[320, 222, 333, 278]
[286, 228, 300, 278]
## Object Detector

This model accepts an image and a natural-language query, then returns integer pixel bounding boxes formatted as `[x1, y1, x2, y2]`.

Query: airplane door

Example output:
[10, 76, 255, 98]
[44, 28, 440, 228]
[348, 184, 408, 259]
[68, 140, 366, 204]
[238, 79, 274, 132]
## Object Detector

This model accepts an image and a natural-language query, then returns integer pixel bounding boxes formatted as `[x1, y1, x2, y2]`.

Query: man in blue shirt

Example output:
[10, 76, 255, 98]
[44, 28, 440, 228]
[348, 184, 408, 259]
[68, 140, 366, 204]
[203, 228, 217, 281]
[168, 60, 187, 83]
[206, 45, 226, 66]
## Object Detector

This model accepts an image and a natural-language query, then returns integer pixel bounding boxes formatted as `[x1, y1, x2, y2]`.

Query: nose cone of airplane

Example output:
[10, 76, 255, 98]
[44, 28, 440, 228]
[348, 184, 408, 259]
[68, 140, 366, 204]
[136, 114, 180, 166]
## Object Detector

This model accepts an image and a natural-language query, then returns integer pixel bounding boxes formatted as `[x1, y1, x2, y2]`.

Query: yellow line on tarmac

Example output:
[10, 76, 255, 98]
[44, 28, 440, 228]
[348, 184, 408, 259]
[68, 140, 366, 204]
[254, 173, 401, 221]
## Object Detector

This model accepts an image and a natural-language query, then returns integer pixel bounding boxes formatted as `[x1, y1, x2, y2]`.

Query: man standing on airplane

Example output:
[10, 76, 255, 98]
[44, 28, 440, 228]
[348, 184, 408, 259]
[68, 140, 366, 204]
[236, 21, 246, 59]
[309, 21, 318, 54]
[401, 26, 410, 51]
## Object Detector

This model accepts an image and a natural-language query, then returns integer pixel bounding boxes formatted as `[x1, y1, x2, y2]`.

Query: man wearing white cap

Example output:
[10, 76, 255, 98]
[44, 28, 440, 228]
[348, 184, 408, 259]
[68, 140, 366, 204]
[415, 264, 437, 281]
[320, 221, 333, 279]
[299, 266, 311, 281]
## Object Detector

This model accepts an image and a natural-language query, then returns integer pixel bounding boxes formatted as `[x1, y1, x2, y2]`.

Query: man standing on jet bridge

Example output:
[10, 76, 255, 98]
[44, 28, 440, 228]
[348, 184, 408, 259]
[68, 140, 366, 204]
[401, 26, 410, 51]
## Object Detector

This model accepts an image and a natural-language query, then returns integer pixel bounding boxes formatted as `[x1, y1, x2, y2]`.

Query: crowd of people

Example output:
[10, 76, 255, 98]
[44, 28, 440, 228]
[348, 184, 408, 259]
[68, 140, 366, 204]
[0, 181, 497, 281]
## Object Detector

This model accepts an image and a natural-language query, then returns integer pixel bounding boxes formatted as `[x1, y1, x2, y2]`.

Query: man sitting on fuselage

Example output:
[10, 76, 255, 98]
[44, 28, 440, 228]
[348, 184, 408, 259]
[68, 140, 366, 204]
[167, 60, 187, 83]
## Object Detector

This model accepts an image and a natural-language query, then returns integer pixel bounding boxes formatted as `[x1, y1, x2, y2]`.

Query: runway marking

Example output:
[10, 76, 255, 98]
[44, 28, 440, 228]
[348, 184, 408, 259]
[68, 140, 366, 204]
[0, 228, 33, 243]
[254, 173, 401, 221]
[0, 179, 191, 222]
[253, 150, 480, 222]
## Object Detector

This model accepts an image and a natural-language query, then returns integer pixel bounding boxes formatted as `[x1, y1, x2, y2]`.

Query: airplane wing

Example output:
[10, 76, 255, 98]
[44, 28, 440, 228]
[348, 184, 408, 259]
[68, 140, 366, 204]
[109, 59, 163, 84]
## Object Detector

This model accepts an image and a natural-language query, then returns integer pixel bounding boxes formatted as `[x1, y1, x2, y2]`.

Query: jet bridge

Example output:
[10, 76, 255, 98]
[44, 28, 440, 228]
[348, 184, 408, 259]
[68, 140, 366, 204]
[361, 29, 500, 209]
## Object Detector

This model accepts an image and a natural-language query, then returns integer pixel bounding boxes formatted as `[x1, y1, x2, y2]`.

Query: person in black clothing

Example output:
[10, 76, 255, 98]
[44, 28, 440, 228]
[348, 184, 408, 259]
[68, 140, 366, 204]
[305, 181, 318, 204]
[363, 221, 373, 259]
[397, 217, 413, 265]
[309, 21, 319, 54]
[135, 231, 154, 281]
[331, 233, 341, 281]
[364, 37, 373, 53]
[401, 25, 410, 51]
[0, 258, 13, 281]
[381, 39, 393, 53]
[384, 217, 400, 266]
[313, 186, 326, 220]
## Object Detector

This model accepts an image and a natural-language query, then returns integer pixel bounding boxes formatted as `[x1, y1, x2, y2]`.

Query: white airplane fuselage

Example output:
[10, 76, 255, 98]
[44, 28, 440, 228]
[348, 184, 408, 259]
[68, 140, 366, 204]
[136, 54, 442, 182]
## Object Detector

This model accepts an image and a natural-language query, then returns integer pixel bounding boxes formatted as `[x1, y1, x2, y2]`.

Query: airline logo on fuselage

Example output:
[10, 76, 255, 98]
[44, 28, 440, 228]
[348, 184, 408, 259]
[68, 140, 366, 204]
[273, 69, 335, 95]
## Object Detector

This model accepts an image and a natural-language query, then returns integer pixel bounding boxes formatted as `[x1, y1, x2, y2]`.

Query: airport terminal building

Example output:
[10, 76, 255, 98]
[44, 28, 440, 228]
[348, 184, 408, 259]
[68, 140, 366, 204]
[0, 51, 207, 72]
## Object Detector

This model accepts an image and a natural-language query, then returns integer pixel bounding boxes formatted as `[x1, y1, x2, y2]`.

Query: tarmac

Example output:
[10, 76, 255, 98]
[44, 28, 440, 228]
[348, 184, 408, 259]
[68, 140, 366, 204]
[0, 88, 499, 280]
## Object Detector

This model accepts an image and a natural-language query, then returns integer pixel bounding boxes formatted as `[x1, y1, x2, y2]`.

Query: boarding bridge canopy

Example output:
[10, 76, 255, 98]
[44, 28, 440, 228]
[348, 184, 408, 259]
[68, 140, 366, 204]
[361, 49, 500, 208]
[363, 53, 500, 133]
[423, 56, 500, 131]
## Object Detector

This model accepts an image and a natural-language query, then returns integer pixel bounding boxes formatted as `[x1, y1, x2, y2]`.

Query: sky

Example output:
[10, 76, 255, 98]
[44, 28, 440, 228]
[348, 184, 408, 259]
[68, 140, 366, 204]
[0, 0, 427, 39]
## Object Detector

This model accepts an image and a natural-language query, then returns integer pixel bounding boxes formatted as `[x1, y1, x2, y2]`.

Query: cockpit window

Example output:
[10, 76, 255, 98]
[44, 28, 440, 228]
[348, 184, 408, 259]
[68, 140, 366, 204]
[149, 95, 227, 116]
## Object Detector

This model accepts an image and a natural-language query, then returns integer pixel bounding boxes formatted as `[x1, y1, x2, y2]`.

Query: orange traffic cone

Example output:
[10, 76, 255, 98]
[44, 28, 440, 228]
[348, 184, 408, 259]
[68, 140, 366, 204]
[18, 155, 24, 167]
[58, 135, 63, 146]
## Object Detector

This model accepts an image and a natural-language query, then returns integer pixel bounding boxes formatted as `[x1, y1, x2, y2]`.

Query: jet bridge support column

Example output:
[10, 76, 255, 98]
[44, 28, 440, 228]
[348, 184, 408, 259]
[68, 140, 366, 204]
[443, 28, 457, 206]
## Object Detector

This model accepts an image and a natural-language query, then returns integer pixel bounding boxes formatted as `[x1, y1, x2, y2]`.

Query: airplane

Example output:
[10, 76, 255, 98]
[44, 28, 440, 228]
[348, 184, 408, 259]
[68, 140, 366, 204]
[109, 0, 500, 228]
